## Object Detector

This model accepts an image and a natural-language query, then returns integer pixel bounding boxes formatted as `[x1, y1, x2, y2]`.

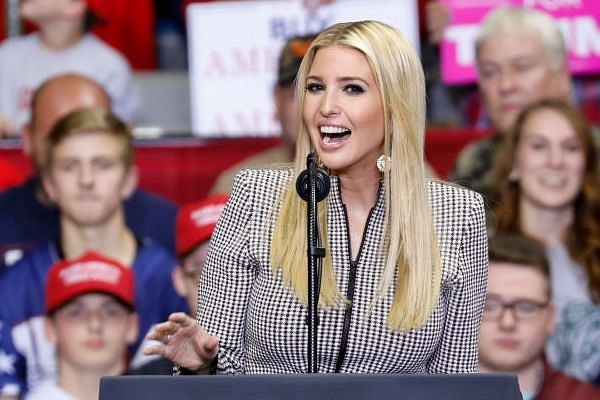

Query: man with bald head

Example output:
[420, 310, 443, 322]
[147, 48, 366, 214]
[23, 74, 112, 179]
[0, 73, 177, 271]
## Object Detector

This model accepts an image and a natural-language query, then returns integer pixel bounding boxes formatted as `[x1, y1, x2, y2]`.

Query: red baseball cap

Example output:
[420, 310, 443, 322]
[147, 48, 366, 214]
[176, 194, 229, 257]
[46, 251, 135, 314]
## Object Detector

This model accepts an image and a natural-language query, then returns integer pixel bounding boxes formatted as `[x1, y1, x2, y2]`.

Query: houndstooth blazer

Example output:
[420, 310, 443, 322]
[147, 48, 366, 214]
[197, 168, 488, 374]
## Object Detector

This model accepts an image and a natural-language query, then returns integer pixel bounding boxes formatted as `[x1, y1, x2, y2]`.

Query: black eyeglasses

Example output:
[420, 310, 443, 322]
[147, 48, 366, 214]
[483, 296, 549, 320]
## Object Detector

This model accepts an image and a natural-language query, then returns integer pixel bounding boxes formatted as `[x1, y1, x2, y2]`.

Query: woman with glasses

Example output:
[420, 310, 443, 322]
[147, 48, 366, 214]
[491, 98, 600, 383]
[479, 234, 600, 399]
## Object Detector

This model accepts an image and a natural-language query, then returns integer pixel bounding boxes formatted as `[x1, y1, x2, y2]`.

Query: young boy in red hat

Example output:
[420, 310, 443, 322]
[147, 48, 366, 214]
[171, 193, 230, 317]
[26, 252, 139, 400]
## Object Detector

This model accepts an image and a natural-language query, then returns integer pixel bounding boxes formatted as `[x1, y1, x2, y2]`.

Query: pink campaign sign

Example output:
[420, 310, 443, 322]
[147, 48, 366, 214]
[440, 0, 600, 84]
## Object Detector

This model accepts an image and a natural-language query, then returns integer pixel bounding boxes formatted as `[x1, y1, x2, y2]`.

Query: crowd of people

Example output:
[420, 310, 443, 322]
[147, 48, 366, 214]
[0, 1, 599, 400]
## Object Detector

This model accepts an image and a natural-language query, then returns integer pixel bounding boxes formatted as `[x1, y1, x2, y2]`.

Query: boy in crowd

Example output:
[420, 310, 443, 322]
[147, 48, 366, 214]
[0, 108, 186, 399]
[0, 74, 177, 272]
[26, 252, 139, 400]
[479, 234, 600, 399]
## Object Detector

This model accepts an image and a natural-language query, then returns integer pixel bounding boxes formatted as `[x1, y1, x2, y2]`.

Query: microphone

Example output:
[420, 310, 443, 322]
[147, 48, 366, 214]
[296, 152, 330, 202]
[295, 152, 329, 373]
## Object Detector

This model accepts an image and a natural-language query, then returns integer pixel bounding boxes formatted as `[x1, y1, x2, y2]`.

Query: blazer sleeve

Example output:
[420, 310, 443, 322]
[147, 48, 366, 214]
[196, 169, 258, 374]
[427, 188, 488, 373]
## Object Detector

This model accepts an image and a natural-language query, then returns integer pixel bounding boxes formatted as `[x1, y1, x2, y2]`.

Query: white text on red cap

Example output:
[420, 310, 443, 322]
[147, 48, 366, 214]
[59, 261, 122, 286]
[191, 204, 225, 228]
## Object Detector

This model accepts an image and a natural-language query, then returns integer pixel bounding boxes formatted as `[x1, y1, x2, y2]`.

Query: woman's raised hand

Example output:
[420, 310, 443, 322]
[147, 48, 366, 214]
[144, 312, 219, 374]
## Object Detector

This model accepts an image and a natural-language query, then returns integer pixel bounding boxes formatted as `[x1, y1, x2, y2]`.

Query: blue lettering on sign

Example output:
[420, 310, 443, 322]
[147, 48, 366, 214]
[269, 13, 334, 39]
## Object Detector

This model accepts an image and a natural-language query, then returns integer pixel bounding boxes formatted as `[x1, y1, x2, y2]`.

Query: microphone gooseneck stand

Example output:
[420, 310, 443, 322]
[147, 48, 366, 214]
[295, 152, 330, 373]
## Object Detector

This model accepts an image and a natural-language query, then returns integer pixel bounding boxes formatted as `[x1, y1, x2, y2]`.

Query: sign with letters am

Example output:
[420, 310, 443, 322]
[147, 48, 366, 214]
[187, 0, 418, 137]
[440, 0, 600, 84]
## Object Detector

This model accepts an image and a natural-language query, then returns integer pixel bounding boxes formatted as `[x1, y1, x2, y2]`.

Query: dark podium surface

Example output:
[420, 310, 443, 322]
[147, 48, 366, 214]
[100, 373, 522, 400]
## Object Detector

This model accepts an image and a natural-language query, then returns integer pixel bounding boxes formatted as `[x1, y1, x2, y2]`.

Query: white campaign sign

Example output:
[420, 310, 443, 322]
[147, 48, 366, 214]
[187, 0, 419, 137]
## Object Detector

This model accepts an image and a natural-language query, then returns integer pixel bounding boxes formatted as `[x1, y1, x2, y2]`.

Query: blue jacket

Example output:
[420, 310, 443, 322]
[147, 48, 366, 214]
[0, 177, 178, 272]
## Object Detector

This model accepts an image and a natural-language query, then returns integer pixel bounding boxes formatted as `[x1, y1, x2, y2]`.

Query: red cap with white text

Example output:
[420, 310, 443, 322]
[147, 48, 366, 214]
[45, 251, 135, 314]
[176, 194, 229, 257]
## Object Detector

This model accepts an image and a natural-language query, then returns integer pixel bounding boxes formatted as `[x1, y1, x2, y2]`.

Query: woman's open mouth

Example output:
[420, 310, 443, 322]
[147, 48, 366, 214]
[320, 125, 351, 144]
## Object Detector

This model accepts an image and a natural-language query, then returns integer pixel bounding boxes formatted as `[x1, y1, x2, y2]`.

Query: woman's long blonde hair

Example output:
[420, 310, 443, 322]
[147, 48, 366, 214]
[271, 20, 441, 331]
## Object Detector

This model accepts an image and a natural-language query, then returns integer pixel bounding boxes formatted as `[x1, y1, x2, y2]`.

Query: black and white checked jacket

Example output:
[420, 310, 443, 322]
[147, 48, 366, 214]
[198, 168, 487, 374]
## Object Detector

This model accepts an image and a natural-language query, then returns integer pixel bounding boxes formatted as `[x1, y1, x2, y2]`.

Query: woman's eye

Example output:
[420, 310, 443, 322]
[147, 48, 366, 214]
[563, 142, 582, 153]
[344, 84, 364, 95]
[528, 141, 546, 151]
[306, 83, 323, 92]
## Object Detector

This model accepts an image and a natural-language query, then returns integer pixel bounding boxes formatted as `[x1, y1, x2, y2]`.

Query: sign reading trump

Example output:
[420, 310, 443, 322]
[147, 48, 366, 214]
[187, 0, 419, 137]
[440, 0, 600, 84]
